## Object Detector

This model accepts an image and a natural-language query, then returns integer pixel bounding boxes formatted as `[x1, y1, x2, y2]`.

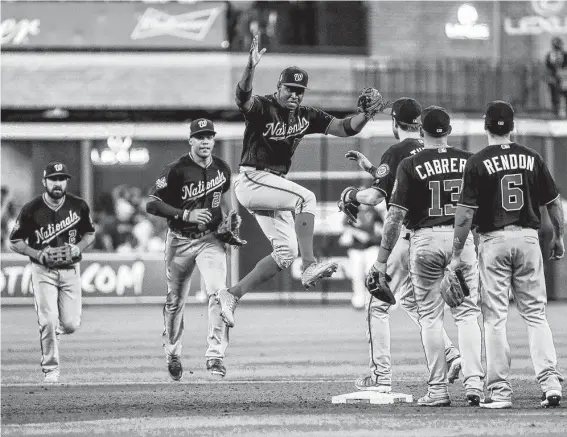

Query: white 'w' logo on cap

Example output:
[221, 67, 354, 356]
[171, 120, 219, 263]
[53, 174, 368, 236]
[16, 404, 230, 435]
[54, 164, 63, 171]
[198, 120, 207, 128]
[294, 73, 303, 81]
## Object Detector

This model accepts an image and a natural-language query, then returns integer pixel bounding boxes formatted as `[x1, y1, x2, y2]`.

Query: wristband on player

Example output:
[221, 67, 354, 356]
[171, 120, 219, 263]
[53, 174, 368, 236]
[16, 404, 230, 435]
[236, 85, 252, 104]
[342, 117, 358, 137]
[182, 210, 190, 222]
[346, 188, 360, 202]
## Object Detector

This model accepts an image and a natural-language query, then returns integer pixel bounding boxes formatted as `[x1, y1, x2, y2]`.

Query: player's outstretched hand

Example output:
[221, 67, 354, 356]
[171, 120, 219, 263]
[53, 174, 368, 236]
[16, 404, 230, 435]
[549, 237, 565, 260]
[186, 209, 213, 226]
[248, 34, 267, 68]
[345, 150, 373, 173]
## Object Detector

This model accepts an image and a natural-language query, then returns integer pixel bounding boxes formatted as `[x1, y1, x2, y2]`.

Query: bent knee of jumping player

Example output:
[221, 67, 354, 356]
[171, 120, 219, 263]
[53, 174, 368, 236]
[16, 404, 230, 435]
[295, 188, 316, 216]
[59, 317, 81, 334]
[271, 240, 299, 269]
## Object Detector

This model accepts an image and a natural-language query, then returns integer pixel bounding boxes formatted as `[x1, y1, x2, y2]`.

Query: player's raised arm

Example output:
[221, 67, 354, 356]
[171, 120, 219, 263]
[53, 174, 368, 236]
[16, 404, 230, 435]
[235, 33, 267, 112]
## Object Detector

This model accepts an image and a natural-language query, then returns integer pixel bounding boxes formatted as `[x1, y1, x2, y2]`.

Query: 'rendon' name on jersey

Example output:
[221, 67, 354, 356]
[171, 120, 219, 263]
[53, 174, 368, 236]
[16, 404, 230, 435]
[483, 153, 535, 175]
[415, 157, 467, 180]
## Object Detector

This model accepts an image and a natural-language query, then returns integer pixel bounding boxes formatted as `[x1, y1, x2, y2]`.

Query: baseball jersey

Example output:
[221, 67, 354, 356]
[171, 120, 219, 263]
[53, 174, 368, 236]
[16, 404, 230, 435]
[459, 142, 558, 233]
[9, 193, 95, 264]
[370, 138, 424, 206]
[239, 94, 335, 175]
[390, 147, 472, 230]
[149, 154, 232, 237]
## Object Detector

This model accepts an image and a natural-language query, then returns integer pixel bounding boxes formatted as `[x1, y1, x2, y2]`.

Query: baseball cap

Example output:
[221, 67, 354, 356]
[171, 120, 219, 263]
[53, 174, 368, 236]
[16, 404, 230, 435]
[190, 118, 216, 137]
[278, 66, 308, 89]
[43, 162, 71, 179]
[391, 97, 422, 125]
[484, 100, 514, 132]
[421, 106, 451, 137]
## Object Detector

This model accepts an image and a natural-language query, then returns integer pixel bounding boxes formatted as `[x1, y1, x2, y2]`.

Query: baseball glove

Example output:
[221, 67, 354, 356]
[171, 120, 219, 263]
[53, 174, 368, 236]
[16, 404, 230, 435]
[216, 210, 247, 247]
[365, 268, 396, 305]
[440, 268, 470, 308]
[39, 245, 75, 269]
[357, 87, 391, 120]
[338, 186, 360, 224]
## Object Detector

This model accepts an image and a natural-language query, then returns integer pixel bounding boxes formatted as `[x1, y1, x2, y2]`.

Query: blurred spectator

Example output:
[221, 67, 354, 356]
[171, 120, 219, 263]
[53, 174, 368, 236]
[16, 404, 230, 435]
[1, 186, 18, 252]
[231, 1, 277, 51]
[338, 202, 385, 310]
[545, 37, 567, 119]
[89, 185, 167, 253]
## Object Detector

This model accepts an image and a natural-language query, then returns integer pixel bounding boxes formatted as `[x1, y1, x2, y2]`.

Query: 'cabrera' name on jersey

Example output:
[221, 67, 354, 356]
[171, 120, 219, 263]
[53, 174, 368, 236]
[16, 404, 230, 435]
[459, 142, 558, 232]
[239, 94, 335, 175]
[370, 138, 424, 206]
[390, 147, 472, 230]
[149, 154, 232, 237]
[10, 193, 95, 264]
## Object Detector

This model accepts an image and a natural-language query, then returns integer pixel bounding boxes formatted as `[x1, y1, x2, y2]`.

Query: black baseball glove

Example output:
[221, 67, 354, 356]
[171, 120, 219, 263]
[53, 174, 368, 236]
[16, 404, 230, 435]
[38, 246, 75, 269]
[357, 87, 391, 120]
[440, 268, 470, 308]
[365, 263, 396, 305]
[216, 210, 247, 247]
[338, 186, 360, 224]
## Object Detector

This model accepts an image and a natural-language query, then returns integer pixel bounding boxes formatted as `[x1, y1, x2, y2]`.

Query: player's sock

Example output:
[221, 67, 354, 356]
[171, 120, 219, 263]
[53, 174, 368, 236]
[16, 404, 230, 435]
[295, 212, 315, 266]
[230, 255, 282, 298]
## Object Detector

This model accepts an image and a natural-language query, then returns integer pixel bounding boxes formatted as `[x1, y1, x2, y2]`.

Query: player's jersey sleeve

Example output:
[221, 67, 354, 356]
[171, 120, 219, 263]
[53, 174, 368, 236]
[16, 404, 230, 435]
[370, 150, 397, 200]
[78, 200, 96, 234]
[240, 95, 265, 118]
[304, 107, 334, 135]
[148, 164, 179, 205]
[458, 158, 479, 209]
[389, 159, 412, 211]
[9, 203, 34, 242]
[537, 157, 559, 205]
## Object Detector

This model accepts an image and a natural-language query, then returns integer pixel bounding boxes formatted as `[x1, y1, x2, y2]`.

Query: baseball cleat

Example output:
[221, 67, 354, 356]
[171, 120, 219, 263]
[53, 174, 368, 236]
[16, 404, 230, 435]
[43, 369, 60, 384]
[167, 355, 183, 381]
[417, 392, 451, 407]
[466, 391, 483, 406]
[216, 288, 238, 328]
[301, 260, 339, 289]
[354, 375, 392, 393]
[541, 390, 562, 408]
[479, 398, 512, 409]
[206, 358, 227, 378]
[447, 356, 462, 384]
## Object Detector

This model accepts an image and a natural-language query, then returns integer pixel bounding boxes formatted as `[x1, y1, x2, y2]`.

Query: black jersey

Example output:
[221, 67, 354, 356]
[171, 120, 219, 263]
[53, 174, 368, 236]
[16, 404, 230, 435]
[10, 193, 95, 264]
[390, 147, 472, 230]
[239, 94, 335, 175]
[458, 142, 558, 232]
[370, 138, 424, 206]
[149, 154, 232, 237]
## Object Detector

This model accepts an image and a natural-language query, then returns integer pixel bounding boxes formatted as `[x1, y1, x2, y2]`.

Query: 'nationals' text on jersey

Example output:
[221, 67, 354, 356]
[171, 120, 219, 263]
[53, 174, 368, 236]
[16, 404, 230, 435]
[149, 154, 232, 236]
[370, 138, 424, 206]
[239, 94, 335, 175]
[10, 193, 95, 264]
[458, 143, 559, 232]
[390, 147, 472, 230]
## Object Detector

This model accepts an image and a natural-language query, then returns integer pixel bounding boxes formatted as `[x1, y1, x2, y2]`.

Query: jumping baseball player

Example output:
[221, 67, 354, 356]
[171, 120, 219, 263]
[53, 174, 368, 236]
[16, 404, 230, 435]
[339, 98, 462, 393]
[368, 106, 484, 407]
[216, 34, 389, 328]
[9, 162, 95, 383]
[146, 119, 244, 380]
[451, 101, 564, 409]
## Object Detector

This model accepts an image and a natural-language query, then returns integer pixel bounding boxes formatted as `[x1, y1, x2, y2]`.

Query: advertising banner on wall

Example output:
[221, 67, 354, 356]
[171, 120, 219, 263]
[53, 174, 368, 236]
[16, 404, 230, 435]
[0, 1, 228, 49]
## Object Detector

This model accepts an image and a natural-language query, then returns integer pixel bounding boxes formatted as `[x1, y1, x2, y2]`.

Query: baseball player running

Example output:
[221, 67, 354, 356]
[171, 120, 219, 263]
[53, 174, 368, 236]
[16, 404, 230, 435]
[339, 98, 462, 393]
[9, 162, 95, 383]
[146, 119, 243, 380]
[451, 101, 564, 409]
[216, 34, 389, 328]
[368, 106, 484, 406]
